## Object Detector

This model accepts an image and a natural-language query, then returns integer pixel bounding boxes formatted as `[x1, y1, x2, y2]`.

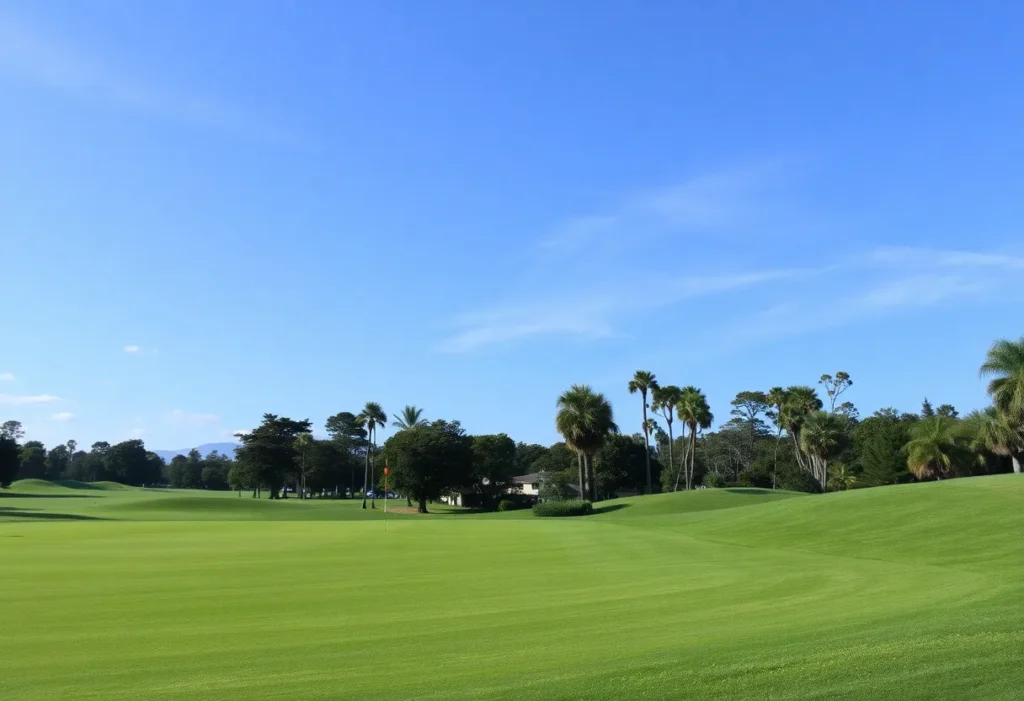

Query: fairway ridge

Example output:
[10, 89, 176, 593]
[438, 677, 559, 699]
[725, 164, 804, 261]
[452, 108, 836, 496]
[3, 475, 1023, 700]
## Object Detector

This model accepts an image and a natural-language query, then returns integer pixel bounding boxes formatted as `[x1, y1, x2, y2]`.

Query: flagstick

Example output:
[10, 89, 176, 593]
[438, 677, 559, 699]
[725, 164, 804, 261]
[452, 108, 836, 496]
[384, 463, 389, 532]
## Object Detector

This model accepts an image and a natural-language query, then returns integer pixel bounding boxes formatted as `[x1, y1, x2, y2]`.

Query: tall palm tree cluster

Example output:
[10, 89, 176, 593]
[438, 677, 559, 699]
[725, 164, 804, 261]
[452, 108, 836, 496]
[552, 336, 1023, 501]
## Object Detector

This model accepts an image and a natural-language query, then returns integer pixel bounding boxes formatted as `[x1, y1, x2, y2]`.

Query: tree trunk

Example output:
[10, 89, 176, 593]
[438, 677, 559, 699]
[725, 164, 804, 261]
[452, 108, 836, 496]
[1012, 455, 1021, 474]
[372, 425, 380, 507]
[587, 453, 598, 502]
[674, 428, 687, 492]
[689, 431, 697, 490]
[577, 452, 585, 499]
[665, 420, 675, 493]
[418, 497, 428, 514]
[361, 443, 370, 509]
[642, 392, 652, 494]
[792, 433, 806, 471]
[407, 495, 413, 507]
[773, 428, 782, 489]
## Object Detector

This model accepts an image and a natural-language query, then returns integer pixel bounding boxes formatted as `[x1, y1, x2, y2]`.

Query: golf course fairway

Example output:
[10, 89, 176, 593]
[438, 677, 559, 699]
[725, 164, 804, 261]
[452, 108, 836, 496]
[2, 475, 1022, 700]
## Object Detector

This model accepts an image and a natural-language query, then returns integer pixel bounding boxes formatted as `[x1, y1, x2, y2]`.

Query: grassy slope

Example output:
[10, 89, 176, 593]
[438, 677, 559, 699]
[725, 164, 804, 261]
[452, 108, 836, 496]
[1, 476, 1022, 700]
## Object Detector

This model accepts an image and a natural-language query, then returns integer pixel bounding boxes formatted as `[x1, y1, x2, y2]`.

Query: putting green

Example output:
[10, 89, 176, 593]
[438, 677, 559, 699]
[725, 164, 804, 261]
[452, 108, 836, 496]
[2, 476, 1022, 699]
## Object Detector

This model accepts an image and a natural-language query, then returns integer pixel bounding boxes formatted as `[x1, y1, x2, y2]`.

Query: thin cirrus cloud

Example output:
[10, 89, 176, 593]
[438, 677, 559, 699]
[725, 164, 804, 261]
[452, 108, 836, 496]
[0, 12, 293, 142]
[51, 412, 75, 421]
[123, 345, 141, 354]
[0, 372, 14, 382]
[169, 410, 221, 426]
[0, 393, 61, 405]
[436, 267, 821, 353]
[439, 164, 814, 353]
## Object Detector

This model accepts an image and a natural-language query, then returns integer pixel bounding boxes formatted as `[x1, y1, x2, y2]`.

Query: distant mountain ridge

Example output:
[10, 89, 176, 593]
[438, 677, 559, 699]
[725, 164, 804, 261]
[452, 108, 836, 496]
[152, 442, 240, 463]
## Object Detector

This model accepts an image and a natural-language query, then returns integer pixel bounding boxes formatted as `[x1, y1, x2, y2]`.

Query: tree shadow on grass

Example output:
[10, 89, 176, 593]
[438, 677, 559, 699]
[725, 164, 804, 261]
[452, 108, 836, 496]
[724, 488, 775, 496]
[0, 507, 107, 521]
[592, 503, 630, 515]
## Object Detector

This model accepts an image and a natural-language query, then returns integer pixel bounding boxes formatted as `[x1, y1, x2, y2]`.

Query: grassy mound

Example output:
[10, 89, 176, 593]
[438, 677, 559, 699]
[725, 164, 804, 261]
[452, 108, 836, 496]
[1, 475, 1022, 700]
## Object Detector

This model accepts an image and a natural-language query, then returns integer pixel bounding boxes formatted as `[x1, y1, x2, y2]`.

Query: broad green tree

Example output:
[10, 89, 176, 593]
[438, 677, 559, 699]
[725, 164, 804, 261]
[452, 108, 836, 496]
[381, 420, 474, 513]
[325, 411, 368, 496]
[853, 409, 916, 485]
[627, 371, 659, 495]
[980, 336, 1024, 472]
[235, 414, 313, 499]
[0, 435, 20, 487]
[556, 384, 618, 501]
[470, 433, 518, 509]
[356, 402, 387, 508]
[18, 441, 47, 479]
[1, 420, 24, 442]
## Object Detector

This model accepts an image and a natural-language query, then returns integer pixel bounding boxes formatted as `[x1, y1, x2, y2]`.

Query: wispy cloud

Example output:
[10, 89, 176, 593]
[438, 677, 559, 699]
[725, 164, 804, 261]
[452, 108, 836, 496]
[123, 345, 141, 354]
[872, 246, 1024, 270]
[709, 267, 1008, 352]
[437, 267, 820, 353]
[51, 412, 75, 421]
[539, 165, 784, 256]
[169, 410, 221, 426]
[0, 393, 61, 405]
[223, 428, 250, 439]
[0, 13, 292, 142]
[0, 372, 14, 382]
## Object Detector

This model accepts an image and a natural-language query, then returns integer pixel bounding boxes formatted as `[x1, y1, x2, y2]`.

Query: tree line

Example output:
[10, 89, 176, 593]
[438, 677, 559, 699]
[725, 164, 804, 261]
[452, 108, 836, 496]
[2, 336, 1021, 503]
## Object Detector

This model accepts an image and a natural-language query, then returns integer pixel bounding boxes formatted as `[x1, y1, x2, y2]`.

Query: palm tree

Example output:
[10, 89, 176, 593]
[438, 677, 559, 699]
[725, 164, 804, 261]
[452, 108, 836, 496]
[964, 408, 1024, 473]
[392, 405, 426, 430]
[765, 386, 788, 488]
[356, 401, 387, 509]
[827, 464, 857, 491]
[980, 337, 1024, 472]
[780, 386, 823, 472]
[799, 411, 847, 491]
[628, 371, 659, 495]
[293, 432, 314, 500]
[676, 386, 713, 491]
[556, 384, 618, 501]
[652, 385, 682, 491]
[903, 415, 966, 480]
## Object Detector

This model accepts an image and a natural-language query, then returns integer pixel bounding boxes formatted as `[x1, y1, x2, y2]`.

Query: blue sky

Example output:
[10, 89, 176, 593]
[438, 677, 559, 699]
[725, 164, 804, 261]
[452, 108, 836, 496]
[2, 0, 1023, 450]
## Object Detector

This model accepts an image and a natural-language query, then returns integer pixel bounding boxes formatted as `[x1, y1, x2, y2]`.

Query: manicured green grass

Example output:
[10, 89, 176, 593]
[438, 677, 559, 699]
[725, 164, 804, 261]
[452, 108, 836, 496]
[2, 476, 1022, 699]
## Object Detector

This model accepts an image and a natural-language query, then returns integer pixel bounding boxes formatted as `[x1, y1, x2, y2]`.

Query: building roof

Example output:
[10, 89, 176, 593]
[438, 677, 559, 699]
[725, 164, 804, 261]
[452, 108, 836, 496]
[513, 473, 541, 483]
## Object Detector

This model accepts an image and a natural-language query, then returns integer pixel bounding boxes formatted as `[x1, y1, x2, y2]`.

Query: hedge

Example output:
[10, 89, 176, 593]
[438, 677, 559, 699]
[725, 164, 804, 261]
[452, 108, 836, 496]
[531, 499, 593, 517]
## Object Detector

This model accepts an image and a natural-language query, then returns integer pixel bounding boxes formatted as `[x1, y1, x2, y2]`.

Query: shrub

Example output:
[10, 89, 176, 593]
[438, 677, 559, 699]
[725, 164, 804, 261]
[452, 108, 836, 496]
[497, 499, 517, 512]
[532, 499, 593, 517]
[702, 472, 726, 488]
